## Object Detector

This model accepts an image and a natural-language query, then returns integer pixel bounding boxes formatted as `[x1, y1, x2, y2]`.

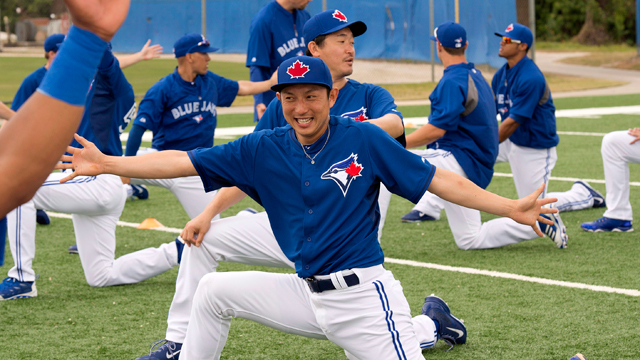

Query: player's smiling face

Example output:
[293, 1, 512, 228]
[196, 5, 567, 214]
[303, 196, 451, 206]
[277, 84, 338, 145]
[313, 28, 355, 80]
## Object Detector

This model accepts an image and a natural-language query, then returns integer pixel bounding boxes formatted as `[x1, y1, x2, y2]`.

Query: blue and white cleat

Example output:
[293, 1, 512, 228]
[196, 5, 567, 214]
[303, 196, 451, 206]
[538, 206, 568, 249]
[129, 184, 149, 200]
[401, 210, 436, 223]
[421, 294, 466, 350]
[0, 277, 37, 300]
[581, 217, 633, 232]
[68, 244, 78, 254]
[136, 340, 182, 360]
[574, 181, 606, 208]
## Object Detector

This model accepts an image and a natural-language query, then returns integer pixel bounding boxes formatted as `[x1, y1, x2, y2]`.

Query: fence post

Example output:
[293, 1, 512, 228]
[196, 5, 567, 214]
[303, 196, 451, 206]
[202, 0, 206, 37]
[529, 0, 535, 62]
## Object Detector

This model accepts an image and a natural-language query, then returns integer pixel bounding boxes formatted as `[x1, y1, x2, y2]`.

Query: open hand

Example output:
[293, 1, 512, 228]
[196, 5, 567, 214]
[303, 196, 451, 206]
[55, 133, 107, 182]
[139, 40, 163, 60]
[65, 0, 131, 41]
[509, 183, 558, 237]
[628, 128, 640, 144]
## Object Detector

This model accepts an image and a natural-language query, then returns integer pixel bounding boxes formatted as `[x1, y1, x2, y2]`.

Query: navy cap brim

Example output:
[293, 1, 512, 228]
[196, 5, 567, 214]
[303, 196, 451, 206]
[271, 81, 331, 93]
[192, 44, 219, 54]
[318, 20, 367, 40]
[429, 35, 437, 42]
[495, 32, 507, 38]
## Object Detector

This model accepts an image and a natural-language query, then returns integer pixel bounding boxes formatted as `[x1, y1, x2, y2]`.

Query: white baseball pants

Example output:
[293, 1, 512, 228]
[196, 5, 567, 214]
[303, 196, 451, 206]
[600, 131, 640, 220]
[131, 148, 219, 220]
[181, 265, 435, 360]
[7, 172, 178, 287]
[409, 147, 557, 249]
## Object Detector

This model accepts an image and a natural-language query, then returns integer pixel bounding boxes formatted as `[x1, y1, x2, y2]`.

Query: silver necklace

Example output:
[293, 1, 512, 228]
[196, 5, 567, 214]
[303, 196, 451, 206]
[300, 126, 330, 165]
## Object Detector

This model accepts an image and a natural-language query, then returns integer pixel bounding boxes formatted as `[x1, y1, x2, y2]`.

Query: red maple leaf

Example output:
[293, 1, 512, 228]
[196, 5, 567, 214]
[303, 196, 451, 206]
[286, 60, 310, 79]
[345, 162, 362, 177]
[332, 10, 347, 22]
[353, 113, 368, 122]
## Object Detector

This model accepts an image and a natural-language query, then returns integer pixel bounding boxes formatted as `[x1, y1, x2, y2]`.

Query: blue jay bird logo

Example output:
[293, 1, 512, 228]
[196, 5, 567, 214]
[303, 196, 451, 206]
[341, 107, 369, 122]
[192, 114, 204, 123]
[321, 154, 364, 196]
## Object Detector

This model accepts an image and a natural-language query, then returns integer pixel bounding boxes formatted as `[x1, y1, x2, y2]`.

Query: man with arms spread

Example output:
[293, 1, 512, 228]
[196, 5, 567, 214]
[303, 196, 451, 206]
[247, 0, 311, 120]
[60, 55, 558, 360]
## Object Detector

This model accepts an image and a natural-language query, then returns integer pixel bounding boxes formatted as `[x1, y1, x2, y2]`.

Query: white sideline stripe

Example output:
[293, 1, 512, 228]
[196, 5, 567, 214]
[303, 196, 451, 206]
[493, 172, 640, 187]
[557, 131, 606, 136]
[46, 211, 640, 297]
[384, 258, 640, 297]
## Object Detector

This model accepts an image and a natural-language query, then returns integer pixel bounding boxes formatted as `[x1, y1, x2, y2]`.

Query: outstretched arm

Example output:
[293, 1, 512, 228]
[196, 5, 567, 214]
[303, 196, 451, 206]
[366, 113, 405, 139]
[427, 167, 556, 236]
[117, 40, 163, 69]
[181, 186, 249, 247]
[56, 134, 197, 182]
[237, 70, 278, 96]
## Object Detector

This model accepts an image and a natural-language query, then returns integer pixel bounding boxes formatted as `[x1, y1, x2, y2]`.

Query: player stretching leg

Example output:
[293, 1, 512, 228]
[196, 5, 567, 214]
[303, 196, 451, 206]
[0, 48, 183, 300]
[580, 128, 639, 232]
[59, 56, 559, 359]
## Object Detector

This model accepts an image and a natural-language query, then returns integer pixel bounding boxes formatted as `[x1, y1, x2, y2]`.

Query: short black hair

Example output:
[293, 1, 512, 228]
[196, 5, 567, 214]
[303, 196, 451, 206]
[305, 34, 328, 56]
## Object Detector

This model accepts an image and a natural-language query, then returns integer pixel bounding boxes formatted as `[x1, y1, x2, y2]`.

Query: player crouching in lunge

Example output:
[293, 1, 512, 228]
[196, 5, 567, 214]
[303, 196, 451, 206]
[57, 56, 559, 359]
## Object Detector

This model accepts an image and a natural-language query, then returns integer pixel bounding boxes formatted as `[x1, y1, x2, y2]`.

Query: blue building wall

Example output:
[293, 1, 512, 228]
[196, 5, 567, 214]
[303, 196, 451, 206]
[111, 0, 516, 68]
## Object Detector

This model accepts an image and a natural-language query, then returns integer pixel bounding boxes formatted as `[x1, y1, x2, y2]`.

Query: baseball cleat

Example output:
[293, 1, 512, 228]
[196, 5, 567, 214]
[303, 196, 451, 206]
[236, 207, 258, 216]
[136, 340, 182, 360]
[421, 294, 466, 350]
[401, 210, 436, 223]
[175, 237, 185, 264]
[36, 209, 50, 225]
[569, 353, 589, 360]
[574, 181, 606, 208]
[538, 206, 568, 249]
[0, 277, 37, 300]
[68, 244, 78, 254]
[580, 217, 633, 232]
[130, 184, 150, 200]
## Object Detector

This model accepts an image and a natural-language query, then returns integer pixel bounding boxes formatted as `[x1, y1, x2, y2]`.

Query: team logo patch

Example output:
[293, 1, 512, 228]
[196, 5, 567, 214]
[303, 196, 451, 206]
[341, 107, 369, 122]
[321, 154, 363, 196]
[332, 10, 347, 22]
[454, 37, 463, 48]
[192, 114, 204, 123]
[286, 60, 310, 79]
[506, 23, 514, 32]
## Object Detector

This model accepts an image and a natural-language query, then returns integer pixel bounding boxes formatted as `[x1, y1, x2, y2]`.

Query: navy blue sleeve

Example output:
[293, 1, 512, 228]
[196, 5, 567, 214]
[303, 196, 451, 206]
[254, 97, 286, 132]
[124, 124, 146, 156]
[250, 65, 272, 107]
[246, 16, 272, 68]
[508, 73, 545, 124]
[366, 85, 403, 120]
[362, 123, 435, 203]
[211, 73, 239, 108]
[11, 74, 40, 110]
[428, 79, 466, 131]
[134, 83, 165, 132]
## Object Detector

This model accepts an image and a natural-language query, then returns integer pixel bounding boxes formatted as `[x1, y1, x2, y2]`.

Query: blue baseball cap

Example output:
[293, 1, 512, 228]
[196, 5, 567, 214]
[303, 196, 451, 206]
[271, 56, 332, 92]
[495, 23, 533, 48]
[44, 33, 65, 52]
[303, 9, 367, 46]
[429, 21, 467, 49]
[173, 33, 219, 58]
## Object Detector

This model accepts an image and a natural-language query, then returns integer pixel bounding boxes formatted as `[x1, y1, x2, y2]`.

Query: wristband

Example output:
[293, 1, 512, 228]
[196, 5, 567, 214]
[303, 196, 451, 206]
[37, 25, 108, 106]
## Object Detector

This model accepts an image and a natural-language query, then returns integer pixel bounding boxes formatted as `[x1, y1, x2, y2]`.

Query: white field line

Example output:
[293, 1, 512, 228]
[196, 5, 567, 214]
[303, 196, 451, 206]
[493, 173, 640, 187]
[46, 211, 640, 297]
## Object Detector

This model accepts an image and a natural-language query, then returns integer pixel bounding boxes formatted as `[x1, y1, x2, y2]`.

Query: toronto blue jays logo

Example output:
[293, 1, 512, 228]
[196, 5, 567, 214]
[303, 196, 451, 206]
[286, 60, 310, 79]
[341, 107, 369, 122]
[321, 154, 364, 196]
[192, 114, 204, 123]
[454, 37, 463, 48]
[506, 23, 514, 32]
[332, 10, 347, 22]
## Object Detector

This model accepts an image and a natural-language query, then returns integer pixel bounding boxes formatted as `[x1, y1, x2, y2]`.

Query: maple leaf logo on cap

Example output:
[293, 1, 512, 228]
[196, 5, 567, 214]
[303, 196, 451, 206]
[286, 60, 310, 79]
[332, 10, 347, 22]
[506, 23, 514, 32]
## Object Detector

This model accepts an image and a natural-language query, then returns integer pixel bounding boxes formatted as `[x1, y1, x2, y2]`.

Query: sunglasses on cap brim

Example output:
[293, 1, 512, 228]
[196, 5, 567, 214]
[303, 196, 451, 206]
[501, 36, 521, 44]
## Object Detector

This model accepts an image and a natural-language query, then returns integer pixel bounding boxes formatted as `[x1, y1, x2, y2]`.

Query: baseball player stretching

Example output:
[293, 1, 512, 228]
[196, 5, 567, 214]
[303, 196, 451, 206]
[247, 0, 311, 120]
[0, 48, 183, 300]
[132, 11, 408, 359]
[123, 33, 276, 224]
[579, 128, 639, 232]
[403, 23, 569, 249]
[399, 22, 567, 250]
[59, 55, 559, 360]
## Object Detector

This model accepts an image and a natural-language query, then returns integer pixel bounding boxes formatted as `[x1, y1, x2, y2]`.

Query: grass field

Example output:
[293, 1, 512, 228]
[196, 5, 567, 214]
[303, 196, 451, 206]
[1, 67, 640, 358]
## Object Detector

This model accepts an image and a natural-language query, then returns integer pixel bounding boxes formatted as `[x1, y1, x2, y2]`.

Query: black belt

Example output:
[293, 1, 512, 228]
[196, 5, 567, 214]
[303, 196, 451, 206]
[305, 273, 359, 293]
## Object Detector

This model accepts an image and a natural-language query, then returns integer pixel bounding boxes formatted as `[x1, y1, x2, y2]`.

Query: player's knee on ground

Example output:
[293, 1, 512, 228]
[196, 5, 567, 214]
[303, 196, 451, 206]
[194, 272, 238, 319]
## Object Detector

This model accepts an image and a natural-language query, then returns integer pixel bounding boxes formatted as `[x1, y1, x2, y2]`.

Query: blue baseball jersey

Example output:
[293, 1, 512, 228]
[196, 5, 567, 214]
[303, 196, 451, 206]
[189, 116, 435, 278]
[256, 79, 406, 147]
[11, 66, 47, 110]
[428, 63, 498, 189]
[71, 52, 135, 156]
[133, 69, 239, 151]
[492, 56, 559, 149]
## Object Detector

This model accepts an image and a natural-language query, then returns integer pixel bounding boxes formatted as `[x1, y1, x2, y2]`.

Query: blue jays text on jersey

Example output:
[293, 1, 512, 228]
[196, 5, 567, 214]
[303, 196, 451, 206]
[492, 56, 559, 149]
[133, 69, 239, 151]
[257, 79, 406, 147]
[427, 62, 498, 189]
[189, 116, 434, 278]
